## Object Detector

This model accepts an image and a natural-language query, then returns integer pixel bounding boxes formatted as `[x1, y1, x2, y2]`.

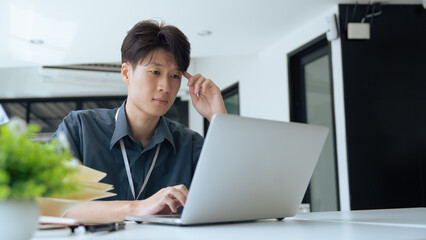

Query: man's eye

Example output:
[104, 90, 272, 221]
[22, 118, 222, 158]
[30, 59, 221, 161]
[151, 71, 160, 75]
[171, 74, 181, 79]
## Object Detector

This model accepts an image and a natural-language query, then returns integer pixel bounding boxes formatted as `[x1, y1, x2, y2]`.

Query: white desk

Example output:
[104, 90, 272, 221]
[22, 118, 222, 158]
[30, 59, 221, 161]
[32, 208, 426, 240]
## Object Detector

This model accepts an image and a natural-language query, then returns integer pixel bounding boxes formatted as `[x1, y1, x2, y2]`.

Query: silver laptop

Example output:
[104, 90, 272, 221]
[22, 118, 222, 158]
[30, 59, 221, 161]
[126, 114, 328, 226]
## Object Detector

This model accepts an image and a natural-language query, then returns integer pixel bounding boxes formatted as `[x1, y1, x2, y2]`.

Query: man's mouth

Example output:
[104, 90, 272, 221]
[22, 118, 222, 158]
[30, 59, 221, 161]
[153, 98, 168, 105]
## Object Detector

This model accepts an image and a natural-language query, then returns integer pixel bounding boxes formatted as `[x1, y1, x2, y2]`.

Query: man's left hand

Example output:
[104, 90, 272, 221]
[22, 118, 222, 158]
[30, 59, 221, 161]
[184, 72, 227, 122]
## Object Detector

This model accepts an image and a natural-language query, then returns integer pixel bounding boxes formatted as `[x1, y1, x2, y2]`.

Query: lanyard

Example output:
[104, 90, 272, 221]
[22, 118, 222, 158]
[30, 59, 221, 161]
[115, 109, 161, 200]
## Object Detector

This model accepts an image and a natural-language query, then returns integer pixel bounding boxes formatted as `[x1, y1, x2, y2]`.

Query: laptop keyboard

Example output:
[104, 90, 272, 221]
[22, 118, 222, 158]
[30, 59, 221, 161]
[156, 214, 182, 218]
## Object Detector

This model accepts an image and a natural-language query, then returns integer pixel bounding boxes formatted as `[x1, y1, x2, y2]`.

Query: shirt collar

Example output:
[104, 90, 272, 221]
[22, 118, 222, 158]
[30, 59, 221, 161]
[109, 100, 176, 153]
[110, 101, 130, 150]
[151, 116, 176, 154]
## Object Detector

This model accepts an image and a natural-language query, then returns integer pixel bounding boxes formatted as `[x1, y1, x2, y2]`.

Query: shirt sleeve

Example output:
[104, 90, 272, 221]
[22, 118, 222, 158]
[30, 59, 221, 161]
[50, 112, 82, 162]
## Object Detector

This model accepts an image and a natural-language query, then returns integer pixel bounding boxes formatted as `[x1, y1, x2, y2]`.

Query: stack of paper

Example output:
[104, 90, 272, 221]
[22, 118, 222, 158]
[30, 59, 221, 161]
[38, 165, 116, 217]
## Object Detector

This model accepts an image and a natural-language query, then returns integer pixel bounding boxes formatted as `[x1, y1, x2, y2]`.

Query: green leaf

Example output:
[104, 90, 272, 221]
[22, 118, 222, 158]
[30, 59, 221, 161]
[0, 119, 82, 200]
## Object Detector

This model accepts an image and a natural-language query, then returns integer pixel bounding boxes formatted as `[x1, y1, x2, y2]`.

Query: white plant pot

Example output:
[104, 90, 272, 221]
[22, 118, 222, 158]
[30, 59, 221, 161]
[0, 200, 39, 240]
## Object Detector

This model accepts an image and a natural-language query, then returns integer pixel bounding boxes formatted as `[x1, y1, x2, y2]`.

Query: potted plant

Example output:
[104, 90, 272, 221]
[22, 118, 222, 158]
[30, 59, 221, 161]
[0, 118, 81, 240]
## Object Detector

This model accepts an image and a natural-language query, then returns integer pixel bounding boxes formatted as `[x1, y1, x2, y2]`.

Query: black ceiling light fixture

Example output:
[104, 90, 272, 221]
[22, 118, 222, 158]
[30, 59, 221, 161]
[196, 30, 212, 37]
[29, 39, 44, 45]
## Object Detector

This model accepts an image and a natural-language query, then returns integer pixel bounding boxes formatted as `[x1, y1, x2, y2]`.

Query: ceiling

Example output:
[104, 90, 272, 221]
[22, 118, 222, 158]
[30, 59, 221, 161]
[0, 0, 421, 69]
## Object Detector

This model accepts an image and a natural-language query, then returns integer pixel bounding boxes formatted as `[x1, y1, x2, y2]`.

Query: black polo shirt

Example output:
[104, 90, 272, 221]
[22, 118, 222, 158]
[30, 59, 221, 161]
[52, 101, 203, 201]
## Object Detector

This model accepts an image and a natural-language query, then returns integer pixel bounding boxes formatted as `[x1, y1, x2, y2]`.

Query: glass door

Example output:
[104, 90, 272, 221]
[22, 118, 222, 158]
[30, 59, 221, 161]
[288, 35, 339, 211]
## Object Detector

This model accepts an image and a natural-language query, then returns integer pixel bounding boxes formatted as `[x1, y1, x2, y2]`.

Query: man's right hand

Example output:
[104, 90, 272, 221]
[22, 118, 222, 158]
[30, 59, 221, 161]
[132, 184, 189, 215]
[64, 184, 189, 220]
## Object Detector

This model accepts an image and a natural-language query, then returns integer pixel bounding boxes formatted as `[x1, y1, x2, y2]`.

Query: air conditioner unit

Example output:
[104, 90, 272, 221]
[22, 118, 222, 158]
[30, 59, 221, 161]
[40, 65, 124, 89]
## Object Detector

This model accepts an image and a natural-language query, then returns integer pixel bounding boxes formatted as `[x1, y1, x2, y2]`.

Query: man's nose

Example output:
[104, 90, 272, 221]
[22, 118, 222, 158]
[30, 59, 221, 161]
[157, 74, 169, 92]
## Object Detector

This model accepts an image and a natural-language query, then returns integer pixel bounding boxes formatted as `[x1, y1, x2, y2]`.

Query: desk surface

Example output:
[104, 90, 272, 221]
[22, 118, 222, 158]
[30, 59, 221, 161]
[32, 208, 426, 240]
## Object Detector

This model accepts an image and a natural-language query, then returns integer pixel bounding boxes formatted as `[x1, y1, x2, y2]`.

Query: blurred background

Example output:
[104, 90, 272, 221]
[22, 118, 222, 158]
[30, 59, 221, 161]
[1, 0, 425, 213]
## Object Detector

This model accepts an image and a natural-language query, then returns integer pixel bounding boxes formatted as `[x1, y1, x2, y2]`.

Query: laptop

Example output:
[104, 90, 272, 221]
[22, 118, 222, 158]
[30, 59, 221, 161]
[126, 114, 328, 226]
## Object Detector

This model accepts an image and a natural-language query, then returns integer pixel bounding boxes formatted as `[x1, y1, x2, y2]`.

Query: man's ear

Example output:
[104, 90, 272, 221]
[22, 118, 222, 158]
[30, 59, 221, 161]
[121, 63, 130, 85]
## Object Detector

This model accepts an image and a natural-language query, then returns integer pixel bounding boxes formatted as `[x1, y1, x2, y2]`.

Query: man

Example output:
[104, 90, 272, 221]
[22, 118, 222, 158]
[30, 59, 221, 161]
[53, 20, 227, 220]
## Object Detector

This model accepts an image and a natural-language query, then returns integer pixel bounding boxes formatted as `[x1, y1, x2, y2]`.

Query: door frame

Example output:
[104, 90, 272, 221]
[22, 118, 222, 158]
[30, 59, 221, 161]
[287, 34, 340, 210]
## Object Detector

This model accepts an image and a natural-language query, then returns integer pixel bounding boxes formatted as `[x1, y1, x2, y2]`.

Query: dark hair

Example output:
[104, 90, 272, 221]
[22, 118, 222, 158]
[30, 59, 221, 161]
[121, 20, 191, 72]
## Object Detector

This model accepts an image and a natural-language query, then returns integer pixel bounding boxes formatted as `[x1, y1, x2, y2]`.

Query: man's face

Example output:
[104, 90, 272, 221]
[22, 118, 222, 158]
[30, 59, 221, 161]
[122, 48, 182, 118]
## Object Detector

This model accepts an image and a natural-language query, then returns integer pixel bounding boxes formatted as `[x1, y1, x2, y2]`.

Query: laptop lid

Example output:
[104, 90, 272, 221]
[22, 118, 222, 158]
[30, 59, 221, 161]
[127, 114, 328, 225]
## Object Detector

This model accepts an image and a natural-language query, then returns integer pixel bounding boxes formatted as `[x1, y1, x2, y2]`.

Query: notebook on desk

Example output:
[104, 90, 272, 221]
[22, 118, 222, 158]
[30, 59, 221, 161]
[126, 114, 328, 226]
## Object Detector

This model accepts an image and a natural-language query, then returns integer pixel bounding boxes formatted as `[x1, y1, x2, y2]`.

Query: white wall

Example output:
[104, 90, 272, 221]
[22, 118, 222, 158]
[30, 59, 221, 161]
[190, 5, 350, 211]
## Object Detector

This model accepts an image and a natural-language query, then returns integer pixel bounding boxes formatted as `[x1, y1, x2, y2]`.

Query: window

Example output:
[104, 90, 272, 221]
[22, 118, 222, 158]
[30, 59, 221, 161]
[204, 82, 239, 136]
[0, 96, 188, 141]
